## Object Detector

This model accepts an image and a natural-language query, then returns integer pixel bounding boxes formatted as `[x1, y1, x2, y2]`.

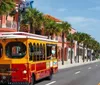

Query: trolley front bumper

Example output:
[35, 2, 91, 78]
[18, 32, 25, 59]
[0, 82, 29, 85]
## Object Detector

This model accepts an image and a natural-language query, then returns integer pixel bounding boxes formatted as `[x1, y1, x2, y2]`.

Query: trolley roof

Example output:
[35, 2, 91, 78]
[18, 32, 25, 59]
[0, 32, 58, 42]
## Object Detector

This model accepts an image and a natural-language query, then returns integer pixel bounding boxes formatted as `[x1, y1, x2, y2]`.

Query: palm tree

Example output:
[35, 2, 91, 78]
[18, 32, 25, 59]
[0, 0, 15, 15]
[73, 32, 84, 63]
[85, 37, 94, 61]
[21, 8, 44, 33]
[81, 33, 91, 62]
[67, 33, 74, 64]
[44, 20, 71, 65]
[59, 21, 71, 65]
[90, 39, 100, 60]
[43, 18, 61, 39]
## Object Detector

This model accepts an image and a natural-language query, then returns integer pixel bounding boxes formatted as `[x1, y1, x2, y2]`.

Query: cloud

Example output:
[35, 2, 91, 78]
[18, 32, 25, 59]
[65, 16, 86, 23]
[64, 16, 100, 32]
[64, 16, 100, 42]
[88, 6, 100, 11]
[65, 16, 100, 24]
[57, 8, 67, 12]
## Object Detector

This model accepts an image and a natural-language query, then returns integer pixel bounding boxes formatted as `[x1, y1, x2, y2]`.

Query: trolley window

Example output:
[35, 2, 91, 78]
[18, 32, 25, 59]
[46, 44, 57, 59]
[0, 43, 3, 58]
[6, 42, 26, 58]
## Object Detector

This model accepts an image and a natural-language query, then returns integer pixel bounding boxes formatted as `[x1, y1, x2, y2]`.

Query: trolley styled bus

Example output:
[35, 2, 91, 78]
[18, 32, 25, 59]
[0, 32, 58, 85]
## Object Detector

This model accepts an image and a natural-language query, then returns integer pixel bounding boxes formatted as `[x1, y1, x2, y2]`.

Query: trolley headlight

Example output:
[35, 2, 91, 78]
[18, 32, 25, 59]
[2, 76, 6, 79]
[23, 70, 27, 74]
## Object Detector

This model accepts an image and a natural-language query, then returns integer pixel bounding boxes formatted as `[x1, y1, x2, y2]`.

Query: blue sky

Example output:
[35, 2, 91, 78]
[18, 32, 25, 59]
[28, 0, 100, 42]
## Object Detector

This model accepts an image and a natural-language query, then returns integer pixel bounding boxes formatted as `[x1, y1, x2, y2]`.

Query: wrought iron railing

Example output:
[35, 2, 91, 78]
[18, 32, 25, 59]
[6, 20, 17, 30]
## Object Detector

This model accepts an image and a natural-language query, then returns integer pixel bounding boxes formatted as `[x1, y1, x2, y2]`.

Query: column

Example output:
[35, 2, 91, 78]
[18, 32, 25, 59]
[1, 15, 6, 28]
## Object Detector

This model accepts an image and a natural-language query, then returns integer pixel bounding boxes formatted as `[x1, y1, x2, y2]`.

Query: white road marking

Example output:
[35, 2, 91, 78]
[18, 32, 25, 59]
[96, 65, 98, 66]
[45, 81, 56, 85]
[88, 67, 91, 69]
[75, 71, 80, 74]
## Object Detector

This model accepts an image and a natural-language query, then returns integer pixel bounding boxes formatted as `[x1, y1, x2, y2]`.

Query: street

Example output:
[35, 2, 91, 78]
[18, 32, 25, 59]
[35, 62, 100, 85]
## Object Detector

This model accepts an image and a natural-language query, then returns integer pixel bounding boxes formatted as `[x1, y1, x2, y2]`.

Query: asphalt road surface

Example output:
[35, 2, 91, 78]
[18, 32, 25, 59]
[35, 61, 100, 85]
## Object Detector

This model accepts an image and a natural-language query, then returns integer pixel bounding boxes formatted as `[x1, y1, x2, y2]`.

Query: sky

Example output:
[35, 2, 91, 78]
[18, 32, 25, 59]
[28, 0, 100, 42]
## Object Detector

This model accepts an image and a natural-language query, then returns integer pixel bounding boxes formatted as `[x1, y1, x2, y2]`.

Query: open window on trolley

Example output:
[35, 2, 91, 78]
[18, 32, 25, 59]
[29, 43, 57, 61]
[29, 43, 46, 61]
[46, 44, 57, 60]
[0, 43, 3, 58]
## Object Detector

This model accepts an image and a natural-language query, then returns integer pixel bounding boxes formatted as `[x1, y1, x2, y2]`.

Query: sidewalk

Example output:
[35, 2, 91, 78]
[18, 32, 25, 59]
[58, 59, 100, 69]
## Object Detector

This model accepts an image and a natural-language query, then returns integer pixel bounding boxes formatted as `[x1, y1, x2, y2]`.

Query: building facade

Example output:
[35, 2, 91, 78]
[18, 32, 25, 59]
[44, 15, 77, 63]
[0, 0, 21, 32]
[0, 15, 17, 32]
[0, 1, 77, 64]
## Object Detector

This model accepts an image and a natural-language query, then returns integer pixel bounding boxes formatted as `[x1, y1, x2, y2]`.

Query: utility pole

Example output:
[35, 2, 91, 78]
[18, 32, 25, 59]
[70, 39, 73, 64]
[62, 32, 64, 65]
[70, 34, 73, 64]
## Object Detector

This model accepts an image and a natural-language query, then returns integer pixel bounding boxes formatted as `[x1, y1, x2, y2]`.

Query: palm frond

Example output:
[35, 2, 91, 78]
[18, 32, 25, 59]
[0, 0, 15, 15]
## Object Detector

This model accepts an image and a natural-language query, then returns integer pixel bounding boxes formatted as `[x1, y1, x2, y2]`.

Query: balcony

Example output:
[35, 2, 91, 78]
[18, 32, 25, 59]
[0, 20, 17, 32]
[6, 20, 17, 30]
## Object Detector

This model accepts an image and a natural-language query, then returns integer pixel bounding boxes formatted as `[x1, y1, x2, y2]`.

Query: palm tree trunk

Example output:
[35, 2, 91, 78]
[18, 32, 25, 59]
[83, 44, 85, 62]
[62, 32, 64, 65]
[17, 11, 21, 31]
[70, 40, 73, 64]
[30, 22, 33, 33]
[87, 46, 88, 62]
[47, 32, 51, 39]
[30, 23, 35, 34]
[77, 42, 79, 63]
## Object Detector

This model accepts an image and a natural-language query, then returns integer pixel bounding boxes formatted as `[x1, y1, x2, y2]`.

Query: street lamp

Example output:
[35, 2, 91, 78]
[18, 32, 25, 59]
[17, 0, 34, 31]
[17, 0, 26, 31]
[25, 0, 34, 8]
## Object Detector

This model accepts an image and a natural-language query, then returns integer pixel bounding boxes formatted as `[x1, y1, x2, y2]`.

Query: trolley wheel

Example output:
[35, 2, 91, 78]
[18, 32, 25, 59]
[47, 71, 53, 80]
[29, 75, 35, 85]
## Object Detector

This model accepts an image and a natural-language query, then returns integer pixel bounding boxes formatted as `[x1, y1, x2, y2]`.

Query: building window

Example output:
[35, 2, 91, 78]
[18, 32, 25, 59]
[6, 20, 12, 28]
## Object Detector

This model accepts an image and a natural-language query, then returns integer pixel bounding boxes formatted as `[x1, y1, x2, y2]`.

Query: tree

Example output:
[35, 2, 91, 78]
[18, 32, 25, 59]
[21, 8, 44, 33]
[44, 18, 62, 38]
[73, 32, 83, 63]
[90, 39, 100, 60]
[67, 33, 74, 64]
[81, 33, 91, 62]
[59, 22, 71, 65]
[0, 0, 15, 15]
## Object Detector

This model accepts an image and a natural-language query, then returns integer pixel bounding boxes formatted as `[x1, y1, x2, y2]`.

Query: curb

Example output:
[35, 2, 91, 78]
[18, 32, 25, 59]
[58, 60, 100, 70]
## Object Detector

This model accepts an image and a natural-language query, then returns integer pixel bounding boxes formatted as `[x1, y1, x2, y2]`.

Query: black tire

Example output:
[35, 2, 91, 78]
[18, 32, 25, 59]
[47, 71, 53, 80]
[29, 75, 35, 85]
